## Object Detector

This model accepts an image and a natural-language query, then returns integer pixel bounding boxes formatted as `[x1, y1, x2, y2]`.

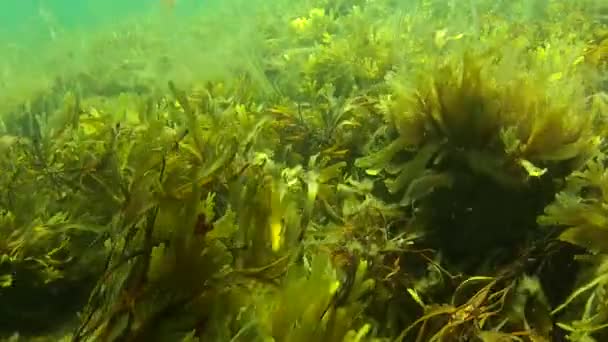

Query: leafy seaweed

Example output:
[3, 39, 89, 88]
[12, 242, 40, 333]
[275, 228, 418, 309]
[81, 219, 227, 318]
[1, 0, 608, 341]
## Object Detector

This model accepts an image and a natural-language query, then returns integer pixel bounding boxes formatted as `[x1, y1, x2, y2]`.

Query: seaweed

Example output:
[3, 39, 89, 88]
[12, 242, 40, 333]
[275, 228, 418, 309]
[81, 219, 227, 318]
[0, 0, 607, 341]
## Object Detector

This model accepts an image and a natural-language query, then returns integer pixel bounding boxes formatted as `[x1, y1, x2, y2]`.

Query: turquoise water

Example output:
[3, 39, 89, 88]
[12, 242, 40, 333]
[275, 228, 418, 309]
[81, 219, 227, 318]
[0, 1, 152, 28]
[1, 1, 149, 38]
[0, 0, 207, 45]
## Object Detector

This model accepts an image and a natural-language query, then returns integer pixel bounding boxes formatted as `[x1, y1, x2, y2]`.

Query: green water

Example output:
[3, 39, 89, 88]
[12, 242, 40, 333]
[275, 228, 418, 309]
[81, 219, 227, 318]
[0, 0, 212, 47]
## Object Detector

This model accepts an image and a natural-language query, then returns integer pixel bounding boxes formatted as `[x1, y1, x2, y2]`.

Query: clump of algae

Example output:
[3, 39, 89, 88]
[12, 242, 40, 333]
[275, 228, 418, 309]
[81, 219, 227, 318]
[0, 1, 608, 342]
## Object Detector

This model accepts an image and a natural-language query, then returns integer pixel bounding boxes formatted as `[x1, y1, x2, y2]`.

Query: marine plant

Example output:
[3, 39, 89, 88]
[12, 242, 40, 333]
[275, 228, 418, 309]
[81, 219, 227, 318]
[0, 1, 607, 341]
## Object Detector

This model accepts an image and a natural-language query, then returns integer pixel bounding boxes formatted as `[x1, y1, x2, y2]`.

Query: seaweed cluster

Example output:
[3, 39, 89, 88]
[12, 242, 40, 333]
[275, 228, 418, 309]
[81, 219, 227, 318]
[0, 0, 607, 341]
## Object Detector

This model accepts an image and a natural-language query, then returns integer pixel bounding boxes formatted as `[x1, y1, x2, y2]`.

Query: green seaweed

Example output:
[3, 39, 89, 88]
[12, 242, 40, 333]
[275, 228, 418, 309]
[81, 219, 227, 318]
[0, 0, 608, 341]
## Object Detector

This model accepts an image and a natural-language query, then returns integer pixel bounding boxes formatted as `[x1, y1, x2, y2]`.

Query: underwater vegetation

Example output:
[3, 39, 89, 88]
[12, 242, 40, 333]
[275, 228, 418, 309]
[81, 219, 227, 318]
[0, 0, 608, 341]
